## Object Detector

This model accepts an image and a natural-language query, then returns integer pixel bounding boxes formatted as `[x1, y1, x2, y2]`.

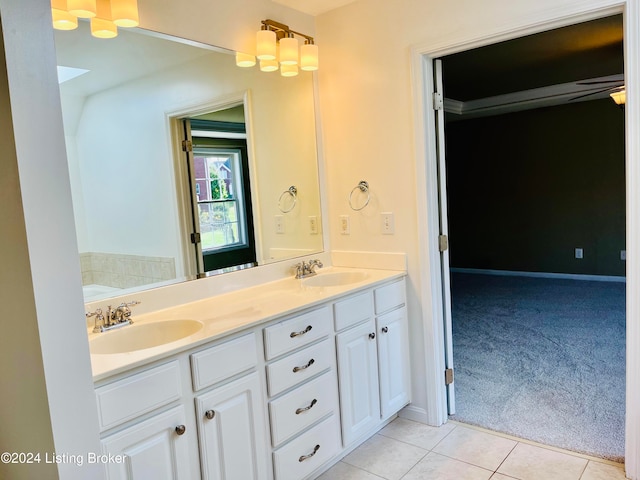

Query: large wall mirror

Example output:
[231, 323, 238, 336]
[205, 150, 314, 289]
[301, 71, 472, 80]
[54, 23, 323, 302]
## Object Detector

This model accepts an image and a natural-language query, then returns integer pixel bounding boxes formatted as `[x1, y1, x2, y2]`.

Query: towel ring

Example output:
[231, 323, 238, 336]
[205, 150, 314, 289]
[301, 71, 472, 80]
[349, 181, 370, 211]
[278, 186, 298, 213]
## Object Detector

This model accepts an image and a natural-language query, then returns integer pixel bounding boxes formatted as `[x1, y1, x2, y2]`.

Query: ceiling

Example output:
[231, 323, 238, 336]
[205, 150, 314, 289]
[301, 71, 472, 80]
[442, 15, 624, 103]
[270, 0, 357, 16]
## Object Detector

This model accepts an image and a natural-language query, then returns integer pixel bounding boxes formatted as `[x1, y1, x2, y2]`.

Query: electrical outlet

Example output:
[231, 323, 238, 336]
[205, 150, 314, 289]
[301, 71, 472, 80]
[622, 250, 627, 261]
[575, 248, 583, 259]
[340, 215, 350, 235]
[275, 215, 285, 234]
[309, 216, 318, 235]
[381, 212, 395, 235]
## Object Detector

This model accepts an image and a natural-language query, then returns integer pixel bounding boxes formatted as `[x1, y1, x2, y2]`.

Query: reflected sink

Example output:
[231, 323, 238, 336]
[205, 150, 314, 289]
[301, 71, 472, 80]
[302, 271, 369, 287]
[90, 319, 203, 354]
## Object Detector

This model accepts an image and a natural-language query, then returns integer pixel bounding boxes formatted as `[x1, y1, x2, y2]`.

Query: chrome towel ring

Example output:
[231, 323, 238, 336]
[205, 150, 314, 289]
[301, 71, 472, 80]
[349, 180, 370, 211]
[278, 186, 298, 213]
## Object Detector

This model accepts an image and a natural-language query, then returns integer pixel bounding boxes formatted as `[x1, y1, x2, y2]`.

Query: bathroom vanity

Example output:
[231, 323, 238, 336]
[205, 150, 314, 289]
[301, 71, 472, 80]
[89, 268, 410, 479]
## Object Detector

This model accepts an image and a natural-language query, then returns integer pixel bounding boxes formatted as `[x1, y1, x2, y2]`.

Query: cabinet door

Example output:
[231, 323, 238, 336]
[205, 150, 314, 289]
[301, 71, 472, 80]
[102, 406, 199, 480]
[377, 306, 411, 419]
[195, 372, 270, 480]
[336, 318, 380, 446]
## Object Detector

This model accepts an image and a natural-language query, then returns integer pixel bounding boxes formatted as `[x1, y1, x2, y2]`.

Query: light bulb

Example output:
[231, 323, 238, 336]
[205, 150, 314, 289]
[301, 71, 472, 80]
[279, 35, 298, 65]
[281, 64, 298, 77]
[260, 59, 279, 72]
[236, 52, 256, 68]
[67, 0, 96, 18]
[300, 42, 318, 71]
[52, 0, 78, 30]
[256, 28, 276, 60]
[111, 0, 139, 27]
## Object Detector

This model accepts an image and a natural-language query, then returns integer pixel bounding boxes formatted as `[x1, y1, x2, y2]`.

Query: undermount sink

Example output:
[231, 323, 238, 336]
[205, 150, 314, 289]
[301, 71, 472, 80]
[302, 271, 369, 287]
[90, 319, 204, 354]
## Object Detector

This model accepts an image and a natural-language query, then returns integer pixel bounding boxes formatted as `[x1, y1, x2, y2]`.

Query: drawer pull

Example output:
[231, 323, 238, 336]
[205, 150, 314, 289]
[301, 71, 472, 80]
[295, 398, 318, 415]
[293, 358, 315, 373]
[298, 444, 320, 462]
[175, 425, 186, 435]
[381, 326, 388, 333]
[369, 332, 376, 340]
[205, 410, 215, 420]
[290, 325, 313, 338]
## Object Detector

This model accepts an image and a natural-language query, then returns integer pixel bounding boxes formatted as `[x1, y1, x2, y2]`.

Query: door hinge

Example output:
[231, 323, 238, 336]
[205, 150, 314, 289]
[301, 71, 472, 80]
[182, 140, 193, 152]
[190, 232, 201, 244]
[433, 92, 443, 111]
[438, 234, 448, 252]
[445, 368, 454, 385]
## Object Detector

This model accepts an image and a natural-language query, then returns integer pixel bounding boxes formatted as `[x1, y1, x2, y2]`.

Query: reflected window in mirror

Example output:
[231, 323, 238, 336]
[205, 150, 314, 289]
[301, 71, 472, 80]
[185, 114, 256, 273]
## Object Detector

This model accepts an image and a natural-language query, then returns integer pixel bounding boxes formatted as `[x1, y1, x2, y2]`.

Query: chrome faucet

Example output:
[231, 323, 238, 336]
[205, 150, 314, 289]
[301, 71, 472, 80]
[294, 259, 324, 279]
[87, 300, 141, 333]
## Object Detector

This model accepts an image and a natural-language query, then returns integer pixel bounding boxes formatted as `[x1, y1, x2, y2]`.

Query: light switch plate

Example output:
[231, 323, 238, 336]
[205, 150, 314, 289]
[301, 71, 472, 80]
[381, 212, 394, 235]
[340, 215, 350, 235]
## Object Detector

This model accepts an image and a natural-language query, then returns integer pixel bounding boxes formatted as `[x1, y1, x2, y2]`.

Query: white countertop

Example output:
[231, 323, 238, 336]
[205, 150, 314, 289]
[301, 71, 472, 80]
[89, 267, 406, 381]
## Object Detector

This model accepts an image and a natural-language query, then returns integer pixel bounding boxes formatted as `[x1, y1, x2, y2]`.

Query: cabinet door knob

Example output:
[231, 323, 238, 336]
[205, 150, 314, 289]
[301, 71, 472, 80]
[293, 358, 315, 373]
[381, 326, 388, 333]
[298, 444, 320, 462]
[295, 398, 318, 415]
[175, 425, 186, 435]
[290, 325, 313, 338]
[205, 410, 215, 420]
[369, 332, 376, 340]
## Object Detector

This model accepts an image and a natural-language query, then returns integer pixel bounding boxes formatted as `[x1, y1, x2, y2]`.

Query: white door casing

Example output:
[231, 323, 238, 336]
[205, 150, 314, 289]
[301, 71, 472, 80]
[410, 1, 640, 478]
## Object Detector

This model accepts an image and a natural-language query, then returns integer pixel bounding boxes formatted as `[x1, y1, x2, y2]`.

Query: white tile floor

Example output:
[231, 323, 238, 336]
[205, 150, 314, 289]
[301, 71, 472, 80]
[317, 419, 627, 480]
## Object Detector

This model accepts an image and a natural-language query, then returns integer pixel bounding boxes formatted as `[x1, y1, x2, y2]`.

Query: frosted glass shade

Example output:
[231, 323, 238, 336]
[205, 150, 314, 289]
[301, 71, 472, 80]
[300, 43, 319, 71]
[256, 29, 276, 60]
[260, 59, 279, 72]
[111, 0, 139, 27]
[279, 36, 299, 65]
[281, 64, 298, 77]
[610, 90, 626, 105]
[91, 17, 118, 38]
[67, 0, 96, 18]
[52, 0, 79, 30]
[236, 52, 256, 67]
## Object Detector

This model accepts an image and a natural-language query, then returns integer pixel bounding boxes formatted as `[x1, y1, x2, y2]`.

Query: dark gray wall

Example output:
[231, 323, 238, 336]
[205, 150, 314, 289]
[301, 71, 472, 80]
[445, 98, 625, 276]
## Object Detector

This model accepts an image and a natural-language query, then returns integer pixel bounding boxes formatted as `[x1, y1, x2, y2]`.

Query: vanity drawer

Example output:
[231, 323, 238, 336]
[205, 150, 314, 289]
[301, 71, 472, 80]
[96, 361, 182, 431]
[272, 414, 341, 480]
[266, 338, 335, 397]
[374, 279, 406, 314]
[333, 291, 374, 332]
[264, 306, 331, 360]
[191, 333, 258, 391]
[269, 371, 338, 446]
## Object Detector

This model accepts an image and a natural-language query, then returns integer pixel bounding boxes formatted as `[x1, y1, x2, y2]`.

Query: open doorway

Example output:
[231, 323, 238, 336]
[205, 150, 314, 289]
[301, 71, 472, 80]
[437, 15, 625, 461]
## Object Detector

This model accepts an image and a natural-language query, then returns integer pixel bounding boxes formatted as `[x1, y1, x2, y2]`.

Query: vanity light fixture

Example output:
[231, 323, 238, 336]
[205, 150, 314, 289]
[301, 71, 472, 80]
[50, 0, 139, 38]
[237, 19, 318, 77]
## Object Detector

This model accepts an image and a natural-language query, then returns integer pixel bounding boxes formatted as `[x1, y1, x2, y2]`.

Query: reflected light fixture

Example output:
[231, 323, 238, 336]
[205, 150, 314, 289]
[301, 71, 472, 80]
[51, 0, 139, 38]
[237, 19, 319, 76]
[610, 89, 626, 106]
[52, 0, 79, 30]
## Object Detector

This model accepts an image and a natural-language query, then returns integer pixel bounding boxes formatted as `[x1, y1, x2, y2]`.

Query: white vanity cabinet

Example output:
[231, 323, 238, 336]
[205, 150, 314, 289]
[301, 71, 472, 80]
[335, 280, 410, 447]
[264, 307, 342, 480]
[95, 361, 201, 479]
[192, 333, 270, 480]
[93, 273, 409, 480]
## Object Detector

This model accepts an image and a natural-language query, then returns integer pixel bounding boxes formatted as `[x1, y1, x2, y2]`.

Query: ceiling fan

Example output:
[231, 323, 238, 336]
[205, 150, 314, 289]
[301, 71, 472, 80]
[570, 77, 626, 104]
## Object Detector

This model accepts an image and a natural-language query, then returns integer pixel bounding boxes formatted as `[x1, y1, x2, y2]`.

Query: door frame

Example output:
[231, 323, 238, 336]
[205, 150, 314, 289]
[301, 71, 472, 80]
[410, 0, 640, 475]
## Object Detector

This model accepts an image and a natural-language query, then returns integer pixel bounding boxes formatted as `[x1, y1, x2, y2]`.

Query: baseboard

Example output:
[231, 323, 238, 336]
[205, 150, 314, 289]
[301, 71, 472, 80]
[331, 250, 407, 271]
[398, 405, 443, 427]
[451, 268, 626, 283]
